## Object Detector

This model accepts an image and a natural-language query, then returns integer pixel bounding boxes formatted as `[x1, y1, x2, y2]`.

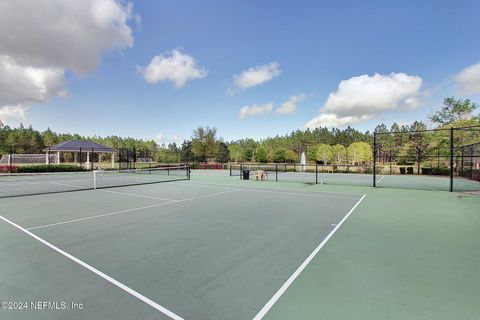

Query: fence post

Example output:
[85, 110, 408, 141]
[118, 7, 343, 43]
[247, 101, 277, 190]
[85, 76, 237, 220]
[389, 149, 392, 175]
[449, 127, 454, 192]
[373, 131, 377, 187]
[8, 145, 13, 172]
[471, 151, 474, 180]
[240, 164, 242, 180]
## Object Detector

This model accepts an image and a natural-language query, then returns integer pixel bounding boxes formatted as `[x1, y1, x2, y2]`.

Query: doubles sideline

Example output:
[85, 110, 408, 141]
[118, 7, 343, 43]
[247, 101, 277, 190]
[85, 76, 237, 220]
[252, 194, 367, 320]
[0, 215, 185, 320]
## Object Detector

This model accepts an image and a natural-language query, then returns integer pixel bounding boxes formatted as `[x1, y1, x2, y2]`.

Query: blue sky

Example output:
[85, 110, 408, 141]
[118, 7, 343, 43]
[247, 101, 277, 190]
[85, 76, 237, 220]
[1, 0, 480, 143]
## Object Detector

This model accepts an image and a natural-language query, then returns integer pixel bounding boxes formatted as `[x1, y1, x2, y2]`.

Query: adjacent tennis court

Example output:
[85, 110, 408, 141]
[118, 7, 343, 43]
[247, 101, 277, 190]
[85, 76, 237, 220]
[233, 165, 480, 192]
[1, 169, 480, 320]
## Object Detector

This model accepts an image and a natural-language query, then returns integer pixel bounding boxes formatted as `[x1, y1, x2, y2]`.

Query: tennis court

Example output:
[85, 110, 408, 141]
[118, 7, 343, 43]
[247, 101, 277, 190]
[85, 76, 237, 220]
[1, 169, 480, 320]
[1, 169, 365, 320]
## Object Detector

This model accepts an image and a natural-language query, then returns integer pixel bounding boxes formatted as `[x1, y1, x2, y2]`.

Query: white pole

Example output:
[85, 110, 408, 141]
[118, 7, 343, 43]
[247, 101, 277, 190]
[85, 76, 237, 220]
[45, 152, 48, 164]
[74, 152, 78, 163]
[93, 170, 97, 189]
[56, 152, 60, 164]
[111, 153, 115, 169]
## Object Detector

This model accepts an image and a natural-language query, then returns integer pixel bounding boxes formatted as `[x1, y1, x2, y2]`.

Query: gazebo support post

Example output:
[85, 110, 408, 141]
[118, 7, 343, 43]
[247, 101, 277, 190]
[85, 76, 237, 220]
[111, 152, 115, 169]
[56, 151, 60, 164]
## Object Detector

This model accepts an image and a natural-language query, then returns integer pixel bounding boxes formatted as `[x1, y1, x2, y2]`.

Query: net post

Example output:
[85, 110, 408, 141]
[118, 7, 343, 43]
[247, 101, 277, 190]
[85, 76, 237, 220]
[275, 164, 278, 182]
[315, 164, 318, 184]
[449, 127, 454, 192]
[93, 170, 97, 190]
[187, 165, 191, 180]
[229, 162, 232, 176]
[373, 131, 377, 187]
[240, 164, 242, 180]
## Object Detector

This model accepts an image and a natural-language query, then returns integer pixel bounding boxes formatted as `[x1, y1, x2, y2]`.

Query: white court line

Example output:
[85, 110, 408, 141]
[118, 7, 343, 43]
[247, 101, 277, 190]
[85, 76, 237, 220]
[239, 188, 361, 201]
[99, 189, 177, 202]
[175, 182, 362, 201]
[252, 194, 367, 320]
[376, 175, 385, 184]
[188, 180, 365, 196]
[27, 189, 240, 231]
[0, 215, 184, 320]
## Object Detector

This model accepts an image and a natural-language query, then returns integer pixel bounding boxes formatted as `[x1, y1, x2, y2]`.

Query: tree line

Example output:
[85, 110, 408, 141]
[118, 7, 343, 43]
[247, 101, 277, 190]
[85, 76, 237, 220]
[1, 97, 478, 167]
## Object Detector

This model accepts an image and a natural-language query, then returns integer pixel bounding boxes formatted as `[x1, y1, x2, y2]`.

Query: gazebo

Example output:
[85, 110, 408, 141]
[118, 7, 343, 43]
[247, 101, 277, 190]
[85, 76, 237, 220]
[43, 140, 116, 168]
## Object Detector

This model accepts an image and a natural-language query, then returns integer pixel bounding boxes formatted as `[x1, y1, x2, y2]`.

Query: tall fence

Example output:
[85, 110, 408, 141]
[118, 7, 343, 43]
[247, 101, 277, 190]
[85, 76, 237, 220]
[373, 125, 480, 192]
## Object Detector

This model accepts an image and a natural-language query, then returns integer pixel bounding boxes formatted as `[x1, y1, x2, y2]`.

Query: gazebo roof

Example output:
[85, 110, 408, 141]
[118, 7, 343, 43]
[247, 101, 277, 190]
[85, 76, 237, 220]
[43, 140, 115, 153]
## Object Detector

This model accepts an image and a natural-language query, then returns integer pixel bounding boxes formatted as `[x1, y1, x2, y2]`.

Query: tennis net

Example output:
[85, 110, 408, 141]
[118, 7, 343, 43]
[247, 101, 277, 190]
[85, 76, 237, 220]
[0, 166, 190, 198]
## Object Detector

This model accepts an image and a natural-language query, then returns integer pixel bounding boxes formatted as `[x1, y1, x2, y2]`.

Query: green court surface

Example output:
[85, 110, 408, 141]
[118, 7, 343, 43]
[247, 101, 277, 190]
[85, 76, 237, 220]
[1, 170, 479, 320]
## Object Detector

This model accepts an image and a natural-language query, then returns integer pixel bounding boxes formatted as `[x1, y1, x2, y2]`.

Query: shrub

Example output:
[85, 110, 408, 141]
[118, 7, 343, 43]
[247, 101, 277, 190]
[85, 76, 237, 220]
[0, 165, 16, 173]
[198, 163, 223, 169]
[421, 168, 432, 175]
[431, 167, 450, 176]
[15, 165, 88, 173]
[473, 169, 480, 181]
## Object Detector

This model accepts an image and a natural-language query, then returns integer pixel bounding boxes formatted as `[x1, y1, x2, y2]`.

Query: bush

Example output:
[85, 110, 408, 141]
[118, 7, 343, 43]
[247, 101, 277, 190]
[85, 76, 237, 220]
[421, 168, 432, 175]
[15, 165, 88, 173]
[432, 167, 450, 176]
[0, 165, 16, 173]
[473, 169, 480, 181]
[198, 163, 223, 169]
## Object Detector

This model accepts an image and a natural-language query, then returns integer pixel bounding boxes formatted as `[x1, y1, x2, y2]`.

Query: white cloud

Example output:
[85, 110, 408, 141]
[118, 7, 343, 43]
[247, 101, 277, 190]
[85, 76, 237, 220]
[455, 63, 480, 95]
[138, 50, 207, 88]
[305, 73, 423, 129]
[305, 113, 374, 129]
[155, 133, 165, 143]
[239, 103, 273, 119]
[0, 56, 65, 107]
[0, 0, 135, 74]
[230, 63, 280, 93]
[0, 0, 137, 124]
[0, 105, 26, 125]
[154, 133, 184, 145]
[276, 93, 306, 114]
